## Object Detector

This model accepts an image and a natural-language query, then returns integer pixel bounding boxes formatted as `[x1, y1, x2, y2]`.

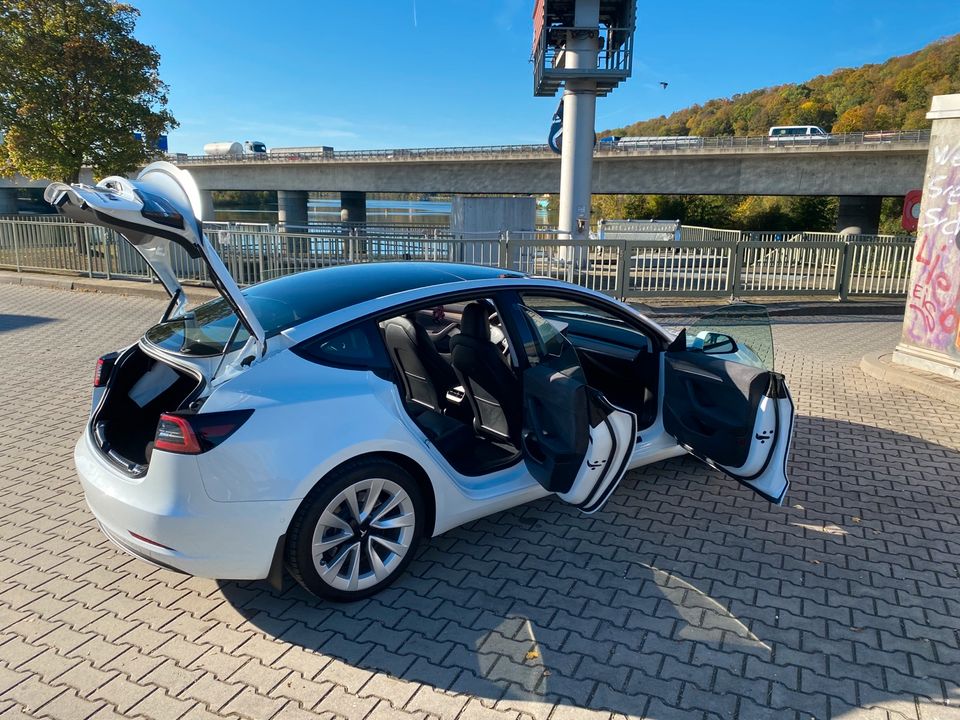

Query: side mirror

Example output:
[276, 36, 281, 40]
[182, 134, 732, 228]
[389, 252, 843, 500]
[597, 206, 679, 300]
[696, 331, 738, 355]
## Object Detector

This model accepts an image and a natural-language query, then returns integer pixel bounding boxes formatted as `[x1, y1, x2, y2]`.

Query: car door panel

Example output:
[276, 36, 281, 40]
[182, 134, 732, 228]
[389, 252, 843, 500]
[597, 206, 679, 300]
[664, 328, 793, 505]
[665, 353, 770, 468]
[516, 306, 638, 513]
[521, 363, 590, 494]
[556, 391, 637, 512]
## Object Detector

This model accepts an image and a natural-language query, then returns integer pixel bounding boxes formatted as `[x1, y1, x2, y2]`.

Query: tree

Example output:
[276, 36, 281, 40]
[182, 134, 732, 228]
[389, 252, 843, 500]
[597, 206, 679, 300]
[0, 0, 177, 183]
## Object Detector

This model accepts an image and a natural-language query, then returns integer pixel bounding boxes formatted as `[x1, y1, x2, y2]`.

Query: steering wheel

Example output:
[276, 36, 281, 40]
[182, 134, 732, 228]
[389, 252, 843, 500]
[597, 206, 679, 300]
[432, 321, 459, 341]
[488, 312, 510, 357]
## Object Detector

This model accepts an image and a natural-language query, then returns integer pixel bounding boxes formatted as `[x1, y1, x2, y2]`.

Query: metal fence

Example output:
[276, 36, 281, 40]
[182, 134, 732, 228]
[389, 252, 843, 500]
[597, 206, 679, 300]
[171, 129, 931, 165]
[0, 218, 915, 301]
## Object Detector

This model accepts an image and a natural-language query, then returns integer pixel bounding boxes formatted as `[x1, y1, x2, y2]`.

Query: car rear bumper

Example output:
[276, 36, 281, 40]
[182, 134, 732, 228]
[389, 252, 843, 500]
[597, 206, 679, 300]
[75, 430, 299, 580]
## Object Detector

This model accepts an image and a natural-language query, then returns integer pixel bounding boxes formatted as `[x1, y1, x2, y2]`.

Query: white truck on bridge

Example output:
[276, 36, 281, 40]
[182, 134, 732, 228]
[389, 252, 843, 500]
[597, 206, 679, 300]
[203, 141, 267, 157]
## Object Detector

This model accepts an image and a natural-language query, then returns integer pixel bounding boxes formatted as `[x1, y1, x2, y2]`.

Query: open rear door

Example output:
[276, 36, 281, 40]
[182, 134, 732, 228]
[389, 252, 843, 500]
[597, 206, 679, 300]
[518, 307, 637, 513]
[663, 305, 794, 504]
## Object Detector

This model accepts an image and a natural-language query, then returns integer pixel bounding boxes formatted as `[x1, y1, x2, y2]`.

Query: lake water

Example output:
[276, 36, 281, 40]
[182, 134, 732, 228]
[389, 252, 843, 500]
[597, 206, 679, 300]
[215, 197, 556, 227]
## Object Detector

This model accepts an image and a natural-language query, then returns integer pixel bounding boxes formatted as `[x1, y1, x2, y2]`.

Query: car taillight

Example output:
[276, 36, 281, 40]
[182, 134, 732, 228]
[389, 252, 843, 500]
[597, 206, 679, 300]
[94, 353, 118, 387]
[154, 410, 253, 455]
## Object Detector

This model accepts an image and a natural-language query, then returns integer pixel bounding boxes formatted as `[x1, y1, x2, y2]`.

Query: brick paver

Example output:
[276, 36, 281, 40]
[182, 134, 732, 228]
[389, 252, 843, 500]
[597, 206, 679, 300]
[1, 284, 958, 720]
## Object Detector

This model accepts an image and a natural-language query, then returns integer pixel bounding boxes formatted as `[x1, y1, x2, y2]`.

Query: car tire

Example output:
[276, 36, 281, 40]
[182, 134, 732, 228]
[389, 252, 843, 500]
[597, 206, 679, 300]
[286, 458, 425, 602]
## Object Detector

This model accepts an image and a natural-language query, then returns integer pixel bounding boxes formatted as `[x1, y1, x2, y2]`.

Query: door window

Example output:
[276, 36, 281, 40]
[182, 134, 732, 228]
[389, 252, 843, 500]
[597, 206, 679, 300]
[684, 303, 774, 370]
[520, 306, 585, 381]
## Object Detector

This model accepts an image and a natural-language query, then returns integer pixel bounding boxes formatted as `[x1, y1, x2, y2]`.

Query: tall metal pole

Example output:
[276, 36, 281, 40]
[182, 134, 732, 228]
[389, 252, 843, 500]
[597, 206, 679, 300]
[557, 0, 600, 245]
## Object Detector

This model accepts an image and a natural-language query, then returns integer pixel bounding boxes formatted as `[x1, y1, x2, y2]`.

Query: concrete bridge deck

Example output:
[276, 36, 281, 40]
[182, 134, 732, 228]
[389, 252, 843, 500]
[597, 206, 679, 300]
[0, 131, 931, 197]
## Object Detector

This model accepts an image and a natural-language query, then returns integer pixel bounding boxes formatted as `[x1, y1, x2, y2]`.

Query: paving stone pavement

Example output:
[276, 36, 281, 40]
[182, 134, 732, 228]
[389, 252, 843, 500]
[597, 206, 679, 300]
[0, 284, 958, 720]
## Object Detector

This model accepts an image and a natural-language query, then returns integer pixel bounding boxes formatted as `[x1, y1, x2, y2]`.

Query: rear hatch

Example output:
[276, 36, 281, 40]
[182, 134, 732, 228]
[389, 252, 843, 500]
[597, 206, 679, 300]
[46, 163, 267, 473]
[44, 162, 266, 362]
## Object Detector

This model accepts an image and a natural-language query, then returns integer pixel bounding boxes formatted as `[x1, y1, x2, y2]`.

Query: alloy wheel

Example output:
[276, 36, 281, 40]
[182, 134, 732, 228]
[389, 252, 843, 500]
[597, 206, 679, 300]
[310, 477, 416, 592]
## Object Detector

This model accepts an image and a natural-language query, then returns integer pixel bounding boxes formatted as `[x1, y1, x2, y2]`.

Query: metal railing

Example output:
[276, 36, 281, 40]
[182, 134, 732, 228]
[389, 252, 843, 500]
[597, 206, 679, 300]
[171, 129, 930, 165]
[0, 217, 916, 300]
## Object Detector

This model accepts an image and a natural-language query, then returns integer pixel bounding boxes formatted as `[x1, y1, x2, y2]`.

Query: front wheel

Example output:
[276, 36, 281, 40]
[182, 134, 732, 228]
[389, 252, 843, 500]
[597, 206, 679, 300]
[286, 459, 425, 602]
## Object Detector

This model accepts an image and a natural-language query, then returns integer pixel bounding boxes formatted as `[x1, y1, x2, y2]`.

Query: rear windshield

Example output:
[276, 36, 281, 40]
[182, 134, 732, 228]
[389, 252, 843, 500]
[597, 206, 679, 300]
[145, 295, 284, 356]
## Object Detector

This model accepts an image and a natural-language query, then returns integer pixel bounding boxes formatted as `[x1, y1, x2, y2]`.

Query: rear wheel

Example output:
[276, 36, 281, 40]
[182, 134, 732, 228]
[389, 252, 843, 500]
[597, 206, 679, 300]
[286, 459, 425, 602]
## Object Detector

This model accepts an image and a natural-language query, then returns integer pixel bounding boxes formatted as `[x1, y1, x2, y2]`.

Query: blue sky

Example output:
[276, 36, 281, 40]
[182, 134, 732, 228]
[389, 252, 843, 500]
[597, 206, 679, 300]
[132, 1, 960, 155]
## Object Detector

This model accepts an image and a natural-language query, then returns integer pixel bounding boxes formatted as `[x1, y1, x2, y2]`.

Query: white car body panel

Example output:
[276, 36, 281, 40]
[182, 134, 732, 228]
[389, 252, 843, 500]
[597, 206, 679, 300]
[75, 430, 298, 579]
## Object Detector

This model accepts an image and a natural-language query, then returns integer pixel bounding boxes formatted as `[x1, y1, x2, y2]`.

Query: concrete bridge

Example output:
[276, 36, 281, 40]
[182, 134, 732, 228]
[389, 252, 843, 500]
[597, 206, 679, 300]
[0, 131, 931, 233]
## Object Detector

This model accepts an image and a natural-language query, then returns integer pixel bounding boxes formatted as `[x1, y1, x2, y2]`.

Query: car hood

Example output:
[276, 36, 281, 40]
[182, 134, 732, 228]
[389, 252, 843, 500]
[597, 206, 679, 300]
[44, 162, 266, 359]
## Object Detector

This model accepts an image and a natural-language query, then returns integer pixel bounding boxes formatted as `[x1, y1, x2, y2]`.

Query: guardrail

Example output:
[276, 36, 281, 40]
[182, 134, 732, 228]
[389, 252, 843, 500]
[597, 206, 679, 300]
[0, 218, 915, 300]
[171, 129, 931, 165]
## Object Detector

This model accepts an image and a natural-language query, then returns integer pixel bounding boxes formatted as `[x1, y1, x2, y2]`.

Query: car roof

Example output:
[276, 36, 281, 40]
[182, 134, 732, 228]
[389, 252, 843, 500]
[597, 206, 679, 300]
[252, 261, 522, 300]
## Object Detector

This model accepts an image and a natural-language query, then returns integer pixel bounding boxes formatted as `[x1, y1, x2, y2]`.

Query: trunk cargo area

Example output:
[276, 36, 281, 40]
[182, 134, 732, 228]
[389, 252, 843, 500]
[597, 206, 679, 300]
[93, 347, 202, 471]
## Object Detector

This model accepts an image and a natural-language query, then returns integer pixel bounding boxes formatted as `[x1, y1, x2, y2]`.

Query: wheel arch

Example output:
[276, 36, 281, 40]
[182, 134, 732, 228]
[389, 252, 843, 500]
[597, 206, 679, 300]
[286, 450, 437, 540]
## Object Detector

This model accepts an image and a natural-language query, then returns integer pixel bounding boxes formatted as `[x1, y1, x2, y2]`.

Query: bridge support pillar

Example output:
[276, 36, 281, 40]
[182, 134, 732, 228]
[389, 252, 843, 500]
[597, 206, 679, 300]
[0, 188, 18, 215]
[199, 190, 215, 222]
[557, 0, 600, 253]
[836, 196, 882, 235]
[277, 190, 309, 231]
[340, 191, 367, 225]
[894, 93, 960, 382]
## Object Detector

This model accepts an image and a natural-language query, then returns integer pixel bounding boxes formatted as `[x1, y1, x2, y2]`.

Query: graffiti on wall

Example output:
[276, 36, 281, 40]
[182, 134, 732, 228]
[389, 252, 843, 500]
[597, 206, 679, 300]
[902, 141, 960, 355]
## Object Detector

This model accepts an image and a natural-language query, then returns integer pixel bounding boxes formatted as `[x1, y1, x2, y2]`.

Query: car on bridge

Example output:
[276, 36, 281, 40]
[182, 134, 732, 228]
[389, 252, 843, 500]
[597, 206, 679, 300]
[44, 163, 795, 602]
[768, 125, 831, 144]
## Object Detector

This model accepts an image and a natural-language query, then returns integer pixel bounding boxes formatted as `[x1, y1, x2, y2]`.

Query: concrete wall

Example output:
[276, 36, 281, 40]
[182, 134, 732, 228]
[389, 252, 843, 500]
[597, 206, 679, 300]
[895, 94, 960, 380]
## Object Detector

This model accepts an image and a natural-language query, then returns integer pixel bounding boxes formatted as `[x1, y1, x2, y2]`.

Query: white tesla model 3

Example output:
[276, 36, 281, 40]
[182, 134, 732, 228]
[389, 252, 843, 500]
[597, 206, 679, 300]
[45, 163, 794, 602]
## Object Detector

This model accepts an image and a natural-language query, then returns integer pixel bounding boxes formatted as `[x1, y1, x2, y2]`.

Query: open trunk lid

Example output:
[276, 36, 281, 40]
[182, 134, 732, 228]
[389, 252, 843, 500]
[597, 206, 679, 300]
[44, 162, 266, 360]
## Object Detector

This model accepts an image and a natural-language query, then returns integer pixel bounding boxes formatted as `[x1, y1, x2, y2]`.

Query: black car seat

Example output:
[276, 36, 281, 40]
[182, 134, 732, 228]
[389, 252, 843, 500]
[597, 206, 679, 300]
[381, 316, 457, 411]
[449, 302, 522, 442]
[405, 313, 459, 395]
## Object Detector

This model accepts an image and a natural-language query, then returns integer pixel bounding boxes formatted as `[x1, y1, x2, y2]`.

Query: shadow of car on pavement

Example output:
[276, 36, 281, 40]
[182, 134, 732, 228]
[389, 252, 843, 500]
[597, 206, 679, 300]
[218, 416, 960, 718]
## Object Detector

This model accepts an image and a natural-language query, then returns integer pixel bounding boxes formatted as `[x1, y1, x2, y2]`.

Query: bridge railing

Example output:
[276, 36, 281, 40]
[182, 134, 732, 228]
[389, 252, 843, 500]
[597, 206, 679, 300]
[0, 217, 915, 300]
[171, 129, 931, 164]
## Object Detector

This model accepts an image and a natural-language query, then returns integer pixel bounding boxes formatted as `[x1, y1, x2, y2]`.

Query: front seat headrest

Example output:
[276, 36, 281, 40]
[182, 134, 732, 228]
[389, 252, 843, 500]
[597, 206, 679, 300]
[460, 302, 491, 340]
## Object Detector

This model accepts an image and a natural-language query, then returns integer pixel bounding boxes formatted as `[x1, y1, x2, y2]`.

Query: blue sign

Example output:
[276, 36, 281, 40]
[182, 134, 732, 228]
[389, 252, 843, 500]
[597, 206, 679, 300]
[547, 99, 597, 154]
[134, 132, 169, 152]
[548, 99, 563, 155]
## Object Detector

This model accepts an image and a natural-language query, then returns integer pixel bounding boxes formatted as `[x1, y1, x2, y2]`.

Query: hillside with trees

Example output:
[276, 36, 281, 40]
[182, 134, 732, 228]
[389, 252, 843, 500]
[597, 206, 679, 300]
[606, 34, 960, 139]
[593, 34, 960, 232]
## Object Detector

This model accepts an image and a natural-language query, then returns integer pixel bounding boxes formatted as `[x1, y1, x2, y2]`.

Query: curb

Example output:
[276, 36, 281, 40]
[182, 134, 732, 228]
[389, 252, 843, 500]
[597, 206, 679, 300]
[632, 300, 906, 318]
[0, 271, 220, 302]
[860, 351, 960, 406]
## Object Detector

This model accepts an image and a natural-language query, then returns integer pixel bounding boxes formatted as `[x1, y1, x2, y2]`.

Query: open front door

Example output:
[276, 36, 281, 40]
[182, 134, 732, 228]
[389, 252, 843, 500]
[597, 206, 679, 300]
[663, 304, 794, 504]
[518, 307, 637, 513]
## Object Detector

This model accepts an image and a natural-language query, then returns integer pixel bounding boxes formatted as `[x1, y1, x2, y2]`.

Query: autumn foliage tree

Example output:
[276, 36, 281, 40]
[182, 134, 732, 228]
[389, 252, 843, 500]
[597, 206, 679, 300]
[0, 0, 177, 183]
